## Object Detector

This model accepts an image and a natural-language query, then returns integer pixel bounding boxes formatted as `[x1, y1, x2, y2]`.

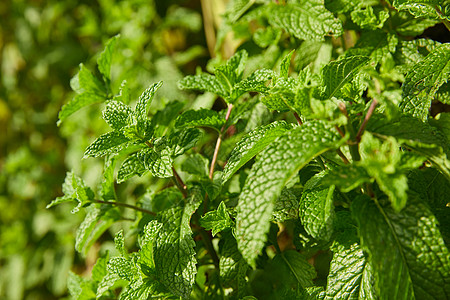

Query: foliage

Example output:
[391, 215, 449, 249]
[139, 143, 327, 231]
[3, 0, 450, 299]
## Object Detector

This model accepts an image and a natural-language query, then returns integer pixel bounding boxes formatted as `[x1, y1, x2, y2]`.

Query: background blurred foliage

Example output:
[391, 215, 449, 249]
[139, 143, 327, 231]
[0, 0, 209, 299]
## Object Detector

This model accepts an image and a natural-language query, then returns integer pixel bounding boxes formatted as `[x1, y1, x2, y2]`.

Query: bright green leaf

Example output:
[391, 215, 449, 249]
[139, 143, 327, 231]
[102, 100, 133, 131]
[223, 121, 294, 183]
[200, 201, 233, 236]
[134, 81, 163, 121]
[97, 35, 119, 80]
[175, 109, 225, 132]
[153, 189, 202, 298]
[400, 43, 450, 120]
[268, 2, 343, 41]
[236, 120, 346, 267]
[320, 56, 370, 100]
[84, 131, 129, 158]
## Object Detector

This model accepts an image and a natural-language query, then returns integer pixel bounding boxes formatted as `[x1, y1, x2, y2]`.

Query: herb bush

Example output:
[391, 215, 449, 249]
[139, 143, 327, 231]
[49, 0, 450, 299]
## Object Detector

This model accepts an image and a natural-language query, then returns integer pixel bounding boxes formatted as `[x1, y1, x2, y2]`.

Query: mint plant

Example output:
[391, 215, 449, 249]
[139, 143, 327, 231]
[50, 0, 450, 299]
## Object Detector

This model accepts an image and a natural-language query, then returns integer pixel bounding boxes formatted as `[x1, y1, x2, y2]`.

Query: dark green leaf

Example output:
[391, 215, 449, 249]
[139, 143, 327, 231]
[117, 153, 146, 183]
[352, 194, 450, 299]
[175, 109, 225, 132]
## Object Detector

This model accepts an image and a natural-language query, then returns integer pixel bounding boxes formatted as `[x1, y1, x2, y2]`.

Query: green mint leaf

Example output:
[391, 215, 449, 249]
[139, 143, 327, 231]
[46, 171, 94, 212]
[134, 81, 163, 122]
[322, 164, 372, 192]
[96, 273, 121, 298]
[272, 250, 316, 288]
[234, 69, 275, 94]
[84, 131, 129, 158]
[100, 156, 117, 201]
[75, 205, 120, 255]
[215, 50, 248, 91]
[359, 133, 408, 211]
[273, 188, 299, 222]
[114, 230, 127, 257]
[393, 0, 450, 20]
[138, 143, 173, 178]
[151, 100, 185, 134]
[58, 93, 106, 125]
[117, 153, 146, 183]
[200, 201, 233, 236]
[268, 1, 343, 41]
[236, 121, 346, 267]
[97, 34, 119, 81]
[102, 100, 133, 131]
[350, 5, 389, 30]
[429, 112, 450, 144]
[181, 153, 209, 177]
[300, 183, 335, 242]
[153, 189, 202, 298]
[118, 280, 156, 300]
[67, 271, 96, 299]
[280, 50, 294, 78]
[326, 240, 376, 299]
[178, 74, 228, 99]
[169, 128, 202, 157]
[71, 63, 107, 96]
[140, 220, 162, 271]
[346, 30, 397, 65]
[400, 43, 450, 120]
[175, 109, 225, 132]
[320, 56, 370, 100]
[107, 257, 138, 282]
[352, 194, 450, 299]
[325, 0, 361, 13]
[222, 121, 294, 183]
[91, 252, 109, 283]
[114, 80, 131, 104]
[391, 11, 440, 36]
[220, 232, 249, 295]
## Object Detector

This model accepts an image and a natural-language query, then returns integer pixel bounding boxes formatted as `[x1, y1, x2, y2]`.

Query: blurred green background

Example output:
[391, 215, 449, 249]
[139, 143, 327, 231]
[0, 1, 212, 298]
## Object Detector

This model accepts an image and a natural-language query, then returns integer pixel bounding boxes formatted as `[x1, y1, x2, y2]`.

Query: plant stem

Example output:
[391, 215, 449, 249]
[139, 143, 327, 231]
[209, 103, 233, 179]
[334, 125, 345, 138]
[172, 167, 187, 198]
[356, 98, 378, 142]
[336, 148, 350, 164]
[293, 112, 303, 125]
[340, 102, 361, 162]
[93, 199, 156, 216]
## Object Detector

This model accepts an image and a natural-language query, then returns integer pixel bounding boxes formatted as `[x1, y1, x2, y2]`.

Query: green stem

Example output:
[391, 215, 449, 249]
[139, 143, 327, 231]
[93, 199, 156, 216]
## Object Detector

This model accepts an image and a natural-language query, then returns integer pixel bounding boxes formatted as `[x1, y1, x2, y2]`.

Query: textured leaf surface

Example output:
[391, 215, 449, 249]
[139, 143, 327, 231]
[273, 188, 299, 222]
[346, 30, 397, 65]
[393, 0, 450, 20]
[84, 131, 129, 158]
[299, 185, 335, 241]
[97, 35, 119, 80]
[236, 121, 345, 266]
[102, 100, 133, 131]
[175, 109, 225, 131]
[352, 195, 450, 299]
[117, 153, 146, 183]
[268, 2, 343, 41]
[134, 81, 163, 121]
[138, 146, 173, 178]
[234, 69, 275, 94]
[326, 241, 376, 299]
[178, 74, 228, 98]
[153, 190, 201, 298]
[222, 121, 294, 182]
[400, 44, 450, 120]
[320, 56, 370, 100]
[276, 250, 317, 288]
[169, 128, 202, 157]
